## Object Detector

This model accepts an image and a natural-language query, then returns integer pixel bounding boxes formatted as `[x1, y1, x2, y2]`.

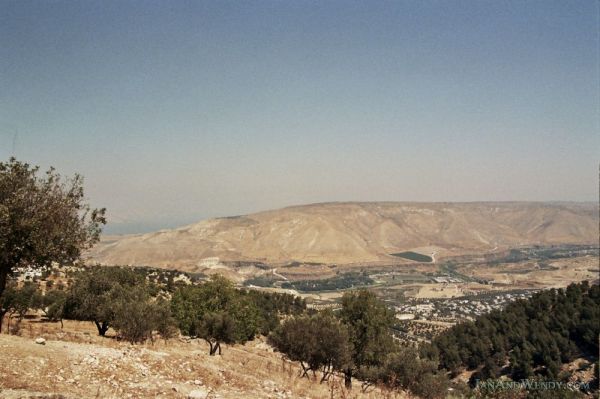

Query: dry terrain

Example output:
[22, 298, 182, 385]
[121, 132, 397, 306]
[88, 202, 598, 274]
[0, 318, 405, 399]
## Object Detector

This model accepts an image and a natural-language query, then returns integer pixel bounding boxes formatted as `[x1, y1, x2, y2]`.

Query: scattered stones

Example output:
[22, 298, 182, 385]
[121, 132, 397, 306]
[193, 379, 203, 385]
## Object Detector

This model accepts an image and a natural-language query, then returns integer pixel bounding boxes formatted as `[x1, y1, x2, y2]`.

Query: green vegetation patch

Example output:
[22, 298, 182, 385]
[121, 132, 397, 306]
[390, 251, 433, 263]
[425, 281, 599, 387]
[282, 272, 374, 292]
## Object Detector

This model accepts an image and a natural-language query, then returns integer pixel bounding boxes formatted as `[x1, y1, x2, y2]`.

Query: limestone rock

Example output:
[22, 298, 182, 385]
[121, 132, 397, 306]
[188, 388, 210, 399]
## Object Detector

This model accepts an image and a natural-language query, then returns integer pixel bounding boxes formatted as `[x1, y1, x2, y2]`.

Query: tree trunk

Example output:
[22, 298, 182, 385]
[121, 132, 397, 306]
[361, 381, 373, 393]
[300, 362, 310, 378]
[320, 363, 332, 383]
[0, 310, 6, 333]
[344, 369, 352, 389]
[94, 320, 109, 336]
[0, 267, 8, 299]
[208, 340, 217, 356]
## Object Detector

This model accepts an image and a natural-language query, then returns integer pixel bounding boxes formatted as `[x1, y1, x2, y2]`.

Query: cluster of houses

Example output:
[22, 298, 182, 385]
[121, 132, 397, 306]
[394, 290, 535, 323]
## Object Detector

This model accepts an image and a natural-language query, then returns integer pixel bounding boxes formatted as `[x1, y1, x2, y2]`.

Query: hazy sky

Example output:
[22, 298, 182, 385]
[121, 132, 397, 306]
[1, 1, 598, 234]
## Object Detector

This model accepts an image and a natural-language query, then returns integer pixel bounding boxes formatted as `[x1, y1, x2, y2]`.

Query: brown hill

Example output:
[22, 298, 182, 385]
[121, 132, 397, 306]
[87, 202, 598, 271]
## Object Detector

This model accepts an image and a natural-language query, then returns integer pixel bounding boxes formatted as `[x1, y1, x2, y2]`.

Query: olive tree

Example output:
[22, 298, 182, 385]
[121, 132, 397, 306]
[66, 266, 142, 336]
[35, 289, 68, 327]
[112, 292, 177, 344]
[269, 311, 352, 382]
[171, 275, 260, 355]
[381, 347, 448, 398]
[338, 290, 396, 389]
[0, 158, 106, 297]
[0, 281, 38, 332]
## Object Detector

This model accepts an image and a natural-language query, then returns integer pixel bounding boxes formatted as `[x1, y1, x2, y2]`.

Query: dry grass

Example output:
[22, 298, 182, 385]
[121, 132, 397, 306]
[0, 317, 409, 399]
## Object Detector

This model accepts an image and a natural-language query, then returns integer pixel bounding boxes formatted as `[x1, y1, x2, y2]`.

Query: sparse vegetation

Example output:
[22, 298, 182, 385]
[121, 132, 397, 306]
[269, 289, 451, 396]
[0, 261, 597, 398]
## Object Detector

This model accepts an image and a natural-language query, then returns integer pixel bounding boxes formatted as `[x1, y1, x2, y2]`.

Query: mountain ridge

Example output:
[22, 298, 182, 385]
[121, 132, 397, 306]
[88, 201, 598, 271]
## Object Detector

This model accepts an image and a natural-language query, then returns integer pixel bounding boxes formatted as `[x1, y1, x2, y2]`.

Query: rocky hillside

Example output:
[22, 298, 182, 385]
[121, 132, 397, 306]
[88, 202, 598, 271]
[0, 319, 398, 399]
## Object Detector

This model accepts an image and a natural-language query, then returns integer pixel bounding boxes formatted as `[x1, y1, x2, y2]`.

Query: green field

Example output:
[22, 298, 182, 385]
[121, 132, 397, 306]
[281, 272, 374, 292]
[390, 251, 433, 262]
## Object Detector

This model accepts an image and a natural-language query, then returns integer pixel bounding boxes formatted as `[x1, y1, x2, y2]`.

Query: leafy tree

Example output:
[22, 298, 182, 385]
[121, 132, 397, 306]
[111, 289, 177, 344]
[153, 299, 179, 342]
[0, 281, 38, 332]
[268, 314, 316, 376]
[372, 347, 449, 398]
[65, 266, 176, 342]
[0, 158, 106, 297]
[338, 289, 395, 388]
[66, 266, 143, 336]
[171, 275, 260, 355]
[269, 311, 351, 382]
[196, 312, 237, 355]
[34, 289, 68, 327]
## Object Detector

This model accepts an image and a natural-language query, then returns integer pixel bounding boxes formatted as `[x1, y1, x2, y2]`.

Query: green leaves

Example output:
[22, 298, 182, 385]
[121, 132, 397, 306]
[65, 266, 177, 342]
[171, 275, 261, 354]
[0, 158, 106, 296]
[269, 311, 352, 379]
[427, 281, 599, 387]
[338, 289, 395, 371]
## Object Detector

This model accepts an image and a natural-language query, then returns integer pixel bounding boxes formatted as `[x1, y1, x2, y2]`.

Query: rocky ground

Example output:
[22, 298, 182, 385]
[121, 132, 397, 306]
[0, 318, 405, 399]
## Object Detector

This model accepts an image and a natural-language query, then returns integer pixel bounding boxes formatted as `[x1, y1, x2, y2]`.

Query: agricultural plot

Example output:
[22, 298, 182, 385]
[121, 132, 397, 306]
[281, 272, 374, 292]
[390, 251, 433, 263]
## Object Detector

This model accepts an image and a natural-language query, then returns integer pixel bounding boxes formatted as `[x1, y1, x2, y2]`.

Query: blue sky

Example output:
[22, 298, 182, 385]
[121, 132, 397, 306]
[1, 1, 598, 233]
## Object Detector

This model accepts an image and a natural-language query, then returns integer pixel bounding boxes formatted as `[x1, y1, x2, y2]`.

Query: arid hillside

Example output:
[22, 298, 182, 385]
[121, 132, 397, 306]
[0, 319, 402, 399]
[88, 202, 598, 271]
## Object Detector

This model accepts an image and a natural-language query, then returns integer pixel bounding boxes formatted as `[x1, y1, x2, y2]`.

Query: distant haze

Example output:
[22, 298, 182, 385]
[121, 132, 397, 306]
[1, 1, 598, 234]
[89, 202, 599, 269]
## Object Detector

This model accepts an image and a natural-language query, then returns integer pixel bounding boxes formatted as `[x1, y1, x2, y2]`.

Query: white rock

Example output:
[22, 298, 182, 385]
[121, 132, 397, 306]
[35, 338, 46, 345]
[194, 379, 203, 385]
[188, 388, 210, 399]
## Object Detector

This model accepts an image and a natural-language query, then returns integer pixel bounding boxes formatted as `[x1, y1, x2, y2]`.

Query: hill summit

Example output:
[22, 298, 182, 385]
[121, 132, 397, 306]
[88, 202, 598, 271]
